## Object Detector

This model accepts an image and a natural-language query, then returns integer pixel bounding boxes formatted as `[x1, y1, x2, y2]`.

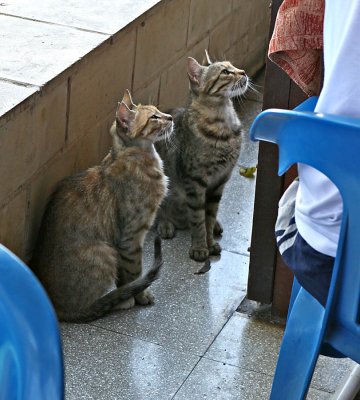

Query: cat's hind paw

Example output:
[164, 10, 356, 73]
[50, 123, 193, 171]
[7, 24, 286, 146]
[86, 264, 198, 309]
[135, 289, 155, 305]
[114, 296, 135, 310]
[157, 220, 175, 239]
[189, 246, 209, 262]
[213, 220, 223, 237]
[209, 242, 222, 256]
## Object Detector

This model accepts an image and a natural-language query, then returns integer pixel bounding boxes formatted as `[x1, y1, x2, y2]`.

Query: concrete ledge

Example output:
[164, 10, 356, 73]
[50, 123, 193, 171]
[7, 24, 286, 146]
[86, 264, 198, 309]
[0, 0, 270, 260]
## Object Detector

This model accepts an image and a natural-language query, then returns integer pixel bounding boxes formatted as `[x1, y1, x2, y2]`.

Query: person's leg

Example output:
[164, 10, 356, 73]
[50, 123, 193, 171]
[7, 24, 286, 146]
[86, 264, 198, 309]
[282, 233, 334, 307]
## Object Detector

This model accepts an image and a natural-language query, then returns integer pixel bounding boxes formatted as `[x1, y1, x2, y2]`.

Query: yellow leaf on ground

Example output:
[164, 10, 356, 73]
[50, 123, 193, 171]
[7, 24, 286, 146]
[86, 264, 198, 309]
[239, 166, 257, 178]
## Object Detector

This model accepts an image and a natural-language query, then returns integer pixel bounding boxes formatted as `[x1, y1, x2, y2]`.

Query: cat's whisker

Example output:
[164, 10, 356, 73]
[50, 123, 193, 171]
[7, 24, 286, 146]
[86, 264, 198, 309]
[162, 125, 178, 152]
[249, 82, 262, 91]
[232, 88, 247, 110]
[236, 95, 246, 109]
[230, 76, 250, 99]
[247, 78, 262, 89]
[161, 127, 170, 150]
[246, 78, 261, 95]
[230, 85, 246, 101]
[248, 84, 260, 95]
[164, 130, 172, 150]
[166, 129, 179, 152]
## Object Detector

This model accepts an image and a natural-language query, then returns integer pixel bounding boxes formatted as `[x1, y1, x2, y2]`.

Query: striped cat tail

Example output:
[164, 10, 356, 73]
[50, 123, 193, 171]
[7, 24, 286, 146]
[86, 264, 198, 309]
[59, 237, 163, 323]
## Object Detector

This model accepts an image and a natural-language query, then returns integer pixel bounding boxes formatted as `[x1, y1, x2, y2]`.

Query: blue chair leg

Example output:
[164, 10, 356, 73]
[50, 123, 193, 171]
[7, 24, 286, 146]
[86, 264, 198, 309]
[270, 288, 325, 400]
[289, 278, 344, 358]
[287, 277, 301, 320]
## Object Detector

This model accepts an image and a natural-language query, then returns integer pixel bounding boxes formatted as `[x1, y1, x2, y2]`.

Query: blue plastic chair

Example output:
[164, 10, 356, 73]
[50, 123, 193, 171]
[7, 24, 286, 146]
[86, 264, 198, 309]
[250, 97, 360, 399]
[0, 244, 64, 400]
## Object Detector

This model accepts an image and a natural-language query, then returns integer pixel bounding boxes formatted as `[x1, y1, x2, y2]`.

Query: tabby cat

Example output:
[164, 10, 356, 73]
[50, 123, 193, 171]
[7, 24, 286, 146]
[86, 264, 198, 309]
[156, 52, 248, 261]
[31, 90, 173, 322]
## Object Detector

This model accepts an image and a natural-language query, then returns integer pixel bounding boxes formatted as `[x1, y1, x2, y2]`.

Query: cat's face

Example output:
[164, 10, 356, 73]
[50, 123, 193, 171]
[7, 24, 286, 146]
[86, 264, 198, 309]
[127, 104, 173, 142]
[113, 90, 173, 146]
[187, 54, 248, 98]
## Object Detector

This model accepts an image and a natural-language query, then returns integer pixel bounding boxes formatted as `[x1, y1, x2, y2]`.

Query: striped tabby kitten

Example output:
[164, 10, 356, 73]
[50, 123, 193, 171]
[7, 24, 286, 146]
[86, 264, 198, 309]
[31, 91, 173, 322]
[156, 52, 248, 261]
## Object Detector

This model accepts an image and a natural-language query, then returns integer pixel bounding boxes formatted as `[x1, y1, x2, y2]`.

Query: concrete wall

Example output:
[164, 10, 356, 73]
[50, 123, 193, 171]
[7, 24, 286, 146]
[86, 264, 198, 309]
[0, 0, 270, 261]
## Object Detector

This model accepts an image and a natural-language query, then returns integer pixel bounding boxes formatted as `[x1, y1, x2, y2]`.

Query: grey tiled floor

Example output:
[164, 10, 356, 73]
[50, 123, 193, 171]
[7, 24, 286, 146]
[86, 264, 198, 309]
[61, 72, 357, 399]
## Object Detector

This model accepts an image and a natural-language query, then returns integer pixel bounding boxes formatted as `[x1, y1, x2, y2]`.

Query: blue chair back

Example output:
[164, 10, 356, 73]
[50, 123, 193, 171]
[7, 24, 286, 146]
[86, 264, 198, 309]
[0, 244, 64, 400]
[250, 97, 360, 398]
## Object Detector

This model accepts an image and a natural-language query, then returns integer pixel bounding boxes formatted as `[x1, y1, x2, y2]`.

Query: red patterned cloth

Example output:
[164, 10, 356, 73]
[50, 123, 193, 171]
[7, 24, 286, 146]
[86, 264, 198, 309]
[268, 0, 325, 97]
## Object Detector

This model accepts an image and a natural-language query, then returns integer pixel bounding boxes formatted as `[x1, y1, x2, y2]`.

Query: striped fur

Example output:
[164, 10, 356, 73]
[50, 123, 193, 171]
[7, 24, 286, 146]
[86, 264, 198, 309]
[31, 91, 173, 322]
[155, 54, 248, 261]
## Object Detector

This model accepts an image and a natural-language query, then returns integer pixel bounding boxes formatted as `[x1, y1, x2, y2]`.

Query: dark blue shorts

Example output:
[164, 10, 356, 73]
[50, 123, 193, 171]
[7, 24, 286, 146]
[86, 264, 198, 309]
[275, 179, 335, 307]
[281, 232, 335, 307]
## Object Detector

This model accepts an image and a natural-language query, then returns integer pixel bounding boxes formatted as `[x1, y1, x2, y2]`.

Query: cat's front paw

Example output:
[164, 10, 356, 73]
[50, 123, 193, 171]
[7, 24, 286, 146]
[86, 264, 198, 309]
[213, 220, 223, 236]
[189, 246, 209, 262]
[209, 242, 222, 256]
[157, 220, 175, 239]
[135, 289, 155, 305]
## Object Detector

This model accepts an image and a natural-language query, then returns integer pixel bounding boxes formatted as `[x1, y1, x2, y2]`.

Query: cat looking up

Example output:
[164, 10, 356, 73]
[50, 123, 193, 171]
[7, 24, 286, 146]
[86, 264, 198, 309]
[156, 51, 248, 261]
[31, 90, 173, 322]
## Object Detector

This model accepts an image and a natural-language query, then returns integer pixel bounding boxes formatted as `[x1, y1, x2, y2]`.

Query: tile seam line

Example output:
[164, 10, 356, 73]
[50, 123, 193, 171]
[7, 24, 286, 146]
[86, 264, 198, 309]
[196, 355, 276, 378]
[222, 248, 250, 258]
[0, 77, 39, 89]
[171, 357, 203, 399]
[87, 322, 199, 356]
[0, 12, 111, 36]
[171, 306, 243, 399]
[87, 322, 208, 359]
[87, 322, 160, 344]
[184, 355, 334, 394]
[186, 354, 334, 393]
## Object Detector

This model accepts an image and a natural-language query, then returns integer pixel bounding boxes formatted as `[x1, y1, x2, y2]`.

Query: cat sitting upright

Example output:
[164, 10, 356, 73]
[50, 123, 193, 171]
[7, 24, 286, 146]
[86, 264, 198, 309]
[31, 90, 173, 322]
[155, 51, 248, 261]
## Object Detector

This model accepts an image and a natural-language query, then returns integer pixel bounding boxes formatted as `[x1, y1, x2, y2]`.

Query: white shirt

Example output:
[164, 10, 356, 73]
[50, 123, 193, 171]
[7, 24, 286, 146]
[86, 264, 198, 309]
[295, 0, 360, 257]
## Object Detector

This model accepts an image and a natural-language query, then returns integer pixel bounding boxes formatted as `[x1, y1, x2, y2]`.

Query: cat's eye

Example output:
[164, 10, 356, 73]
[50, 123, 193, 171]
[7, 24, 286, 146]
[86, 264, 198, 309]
[221, 69, 232, 75]
[151, 115, 160, 120]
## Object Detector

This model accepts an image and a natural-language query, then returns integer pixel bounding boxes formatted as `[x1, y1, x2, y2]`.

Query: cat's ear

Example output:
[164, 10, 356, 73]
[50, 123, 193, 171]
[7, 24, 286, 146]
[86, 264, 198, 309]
[187, 57, 204, 85]
[116, 101, 136, 129]
[122, 89, 136, 110]
[203, 49, 212, 66]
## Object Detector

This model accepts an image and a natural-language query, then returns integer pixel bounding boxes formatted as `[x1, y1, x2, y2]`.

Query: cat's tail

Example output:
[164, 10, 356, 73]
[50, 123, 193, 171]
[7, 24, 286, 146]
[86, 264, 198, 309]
[59, 237, 163, 323]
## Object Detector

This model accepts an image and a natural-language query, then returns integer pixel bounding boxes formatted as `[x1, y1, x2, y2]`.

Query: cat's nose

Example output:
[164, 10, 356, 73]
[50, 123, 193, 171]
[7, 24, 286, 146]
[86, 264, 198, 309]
[165, 114, 173, 121]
